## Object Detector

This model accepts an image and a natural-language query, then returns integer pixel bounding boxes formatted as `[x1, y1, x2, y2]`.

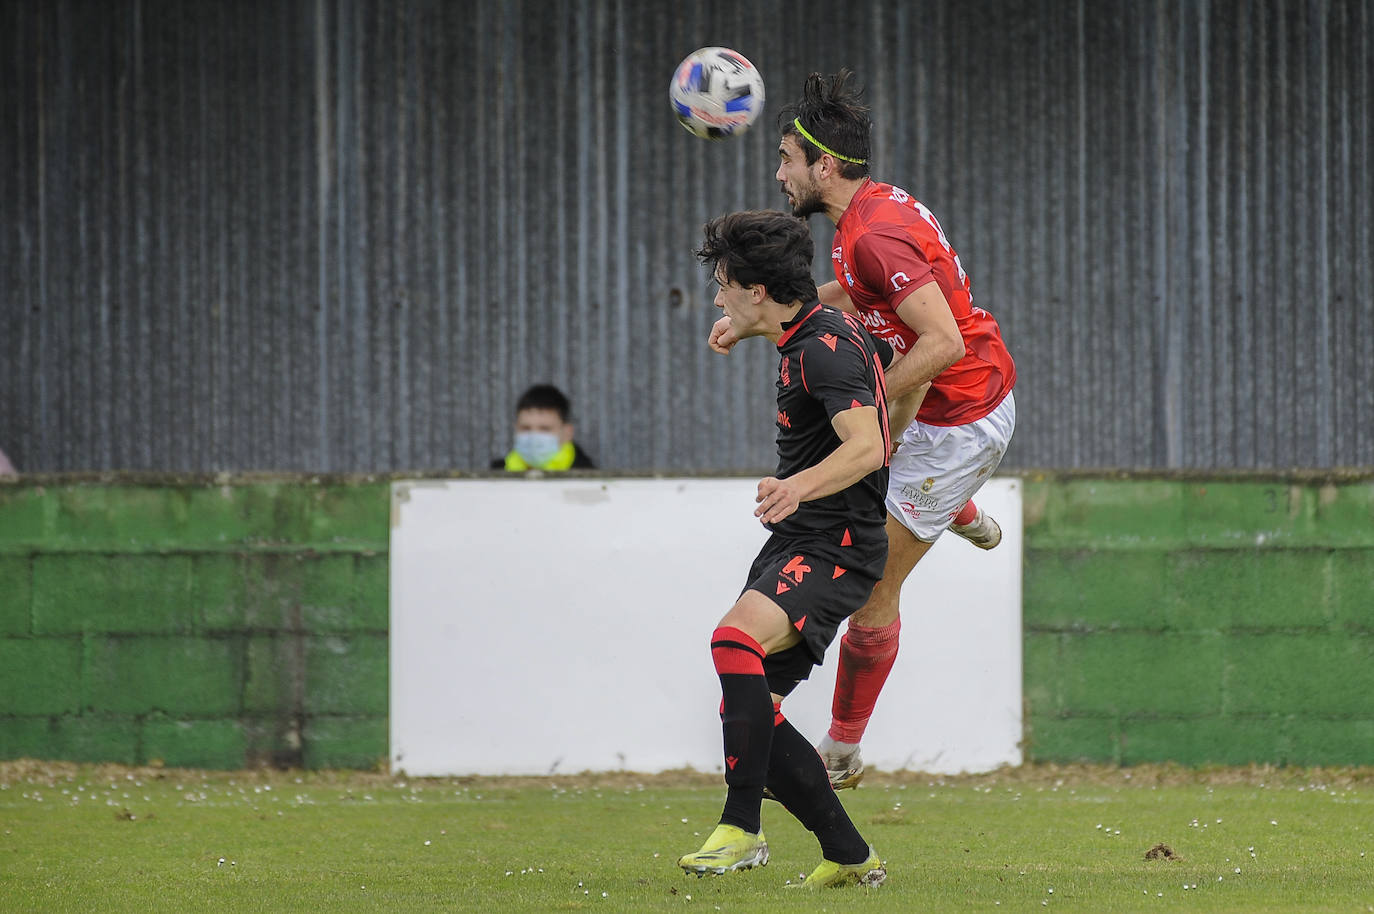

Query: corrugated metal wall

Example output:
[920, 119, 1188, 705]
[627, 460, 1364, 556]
[3, 0, 1370, 472]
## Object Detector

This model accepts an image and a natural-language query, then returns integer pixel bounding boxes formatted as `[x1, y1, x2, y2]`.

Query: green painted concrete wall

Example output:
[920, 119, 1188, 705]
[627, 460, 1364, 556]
[1022, 475, 1374, 767]
[2, 474, 1371, 770]
[0, 477, 390, 769]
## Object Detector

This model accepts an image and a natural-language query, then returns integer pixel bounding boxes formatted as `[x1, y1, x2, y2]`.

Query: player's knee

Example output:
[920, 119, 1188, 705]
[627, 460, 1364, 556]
[850, 588, 900, 628]
[854, 607, 900, 629]
[710, 626, 765, 676]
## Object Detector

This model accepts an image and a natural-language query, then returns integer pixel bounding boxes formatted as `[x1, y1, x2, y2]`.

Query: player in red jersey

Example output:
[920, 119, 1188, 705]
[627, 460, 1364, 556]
[708, 70, 1017, 788]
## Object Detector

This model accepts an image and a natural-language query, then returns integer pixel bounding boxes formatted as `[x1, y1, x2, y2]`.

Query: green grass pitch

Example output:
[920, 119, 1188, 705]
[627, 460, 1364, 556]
[1, 761, 1370, 913]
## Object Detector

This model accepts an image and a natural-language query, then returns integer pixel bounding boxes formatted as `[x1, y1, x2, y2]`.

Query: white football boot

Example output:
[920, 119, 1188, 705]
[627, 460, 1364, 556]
[817, 734, 865, 790]
[950, 507, 1002, 550]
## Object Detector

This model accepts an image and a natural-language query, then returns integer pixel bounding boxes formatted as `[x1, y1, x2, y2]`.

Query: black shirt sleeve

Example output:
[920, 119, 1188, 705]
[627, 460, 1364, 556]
[867, 332, 896, 370]
[797, 334, 879, 421]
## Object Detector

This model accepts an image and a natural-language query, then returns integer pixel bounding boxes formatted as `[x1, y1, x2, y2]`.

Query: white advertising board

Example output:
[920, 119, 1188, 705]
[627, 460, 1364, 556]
[389, 477, 1021, 776]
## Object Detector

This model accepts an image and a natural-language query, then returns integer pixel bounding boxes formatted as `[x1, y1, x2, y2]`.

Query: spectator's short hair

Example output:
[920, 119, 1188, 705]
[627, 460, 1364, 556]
[515, 384, 573, 422]
[695, 210, 818, 306]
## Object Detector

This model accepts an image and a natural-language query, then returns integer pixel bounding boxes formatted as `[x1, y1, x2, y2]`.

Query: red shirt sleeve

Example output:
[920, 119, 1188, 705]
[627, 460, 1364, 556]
[849, 228, 936, 308]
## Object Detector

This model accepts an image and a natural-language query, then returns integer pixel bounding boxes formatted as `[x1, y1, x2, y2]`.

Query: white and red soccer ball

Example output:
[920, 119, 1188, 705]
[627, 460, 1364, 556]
[669, 47, 765, 140]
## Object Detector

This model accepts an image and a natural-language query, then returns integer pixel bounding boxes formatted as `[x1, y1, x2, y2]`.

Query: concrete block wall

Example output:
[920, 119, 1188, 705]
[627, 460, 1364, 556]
[0, 477, 389, 769]
[3, 473, 1371, 770]
[1022, 475, 1374, 766]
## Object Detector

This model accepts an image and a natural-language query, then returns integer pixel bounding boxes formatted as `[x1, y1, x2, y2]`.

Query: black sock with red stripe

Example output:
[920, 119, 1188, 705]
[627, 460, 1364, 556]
[711, 626, 772, 835]
[766, 713, 870, 865]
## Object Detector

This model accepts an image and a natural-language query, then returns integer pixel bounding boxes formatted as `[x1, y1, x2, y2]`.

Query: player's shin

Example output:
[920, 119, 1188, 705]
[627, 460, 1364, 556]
[767, 714, 870, 865]
[829, 618, 901, 744]
[711, 626, 772, 834]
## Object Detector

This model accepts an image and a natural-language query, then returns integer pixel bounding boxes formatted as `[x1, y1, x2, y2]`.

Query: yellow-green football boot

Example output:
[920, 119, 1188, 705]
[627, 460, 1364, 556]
[677, 823, 769, 876]
[796, 847, 886, 888]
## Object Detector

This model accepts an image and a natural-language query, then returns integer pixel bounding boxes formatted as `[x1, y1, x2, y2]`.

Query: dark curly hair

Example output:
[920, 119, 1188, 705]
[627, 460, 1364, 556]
[695, 210, 818, 306]
[777, 69, 872, 179]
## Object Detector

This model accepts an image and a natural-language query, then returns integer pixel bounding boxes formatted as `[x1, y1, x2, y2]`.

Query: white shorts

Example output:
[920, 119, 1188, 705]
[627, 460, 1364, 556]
[886, 390, 1016, 542]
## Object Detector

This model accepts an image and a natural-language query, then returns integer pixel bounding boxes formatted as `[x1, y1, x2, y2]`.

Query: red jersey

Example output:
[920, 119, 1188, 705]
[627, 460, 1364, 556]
[832, 179, 1016, 426]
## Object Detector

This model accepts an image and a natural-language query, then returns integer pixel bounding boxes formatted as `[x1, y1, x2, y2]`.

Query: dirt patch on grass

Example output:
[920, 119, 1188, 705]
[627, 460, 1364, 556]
[1144, 843, 1182, 861]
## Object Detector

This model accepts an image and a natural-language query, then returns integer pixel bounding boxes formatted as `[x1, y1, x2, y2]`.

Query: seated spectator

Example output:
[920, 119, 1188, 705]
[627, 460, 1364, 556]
[491, 384, 596, 471]
[0, 446, 15, 477]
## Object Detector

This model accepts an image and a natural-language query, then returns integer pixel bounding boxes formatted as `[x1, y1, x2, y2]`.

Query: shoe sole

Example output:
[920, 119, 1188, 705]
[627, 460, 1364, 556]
[828, 766, 865, 790]
[858, 864, 887, 887]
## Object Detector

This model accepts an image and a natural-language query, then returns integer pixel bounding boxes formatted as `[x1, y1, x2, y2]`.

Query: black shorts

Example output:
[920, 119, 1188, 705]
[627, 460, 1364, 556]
[741, 529, 887, 693]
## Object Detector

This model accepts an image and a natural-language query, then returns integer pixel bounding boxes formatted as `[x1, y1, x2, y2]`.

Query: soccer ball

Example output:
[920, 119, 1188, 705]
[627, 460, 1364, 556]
[668, 47, 765, 140]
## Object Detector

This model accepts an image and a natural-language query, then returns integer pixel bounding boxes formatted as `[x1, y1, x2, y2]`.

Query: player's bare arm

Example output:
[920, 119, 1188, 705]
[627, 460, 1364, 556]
[885, 382, 929, 449]
[858, 336, 917, 452]
[754, 405, 885, 524]
[817, 279, 855, 313]
[883, 279, 964, 399]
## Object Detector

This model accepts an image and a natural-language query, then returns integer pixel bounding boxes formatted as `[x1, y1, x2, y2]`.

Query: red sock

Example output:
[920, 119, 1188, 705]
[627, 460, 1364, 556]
[953, 500, 978, 526]
[828, 618, 901, 744]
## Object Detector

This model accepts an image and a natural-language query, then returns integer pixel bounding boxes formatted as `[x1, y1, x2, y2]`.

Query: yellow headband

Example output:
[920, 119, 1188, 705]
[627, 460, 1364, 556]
[792, 118, 867, 164]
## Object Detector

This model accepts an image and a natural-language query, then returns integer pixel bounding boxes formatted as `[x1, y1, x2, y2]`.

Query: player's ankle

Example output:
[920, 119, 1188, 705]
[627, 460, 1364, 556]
[821, 732, 861, 752]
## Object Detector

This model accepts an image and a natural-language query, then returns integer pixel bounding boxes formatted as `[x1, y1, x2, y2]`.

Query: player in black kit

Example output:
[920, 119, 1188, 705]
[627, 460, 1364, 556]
[677, 210, 894, 889]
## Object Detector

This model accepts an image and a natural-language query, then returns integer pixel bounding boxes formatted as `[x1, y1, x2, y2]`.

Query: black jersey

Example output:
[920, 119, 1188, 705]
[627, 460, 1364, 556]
[768, 303, 891, 541]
